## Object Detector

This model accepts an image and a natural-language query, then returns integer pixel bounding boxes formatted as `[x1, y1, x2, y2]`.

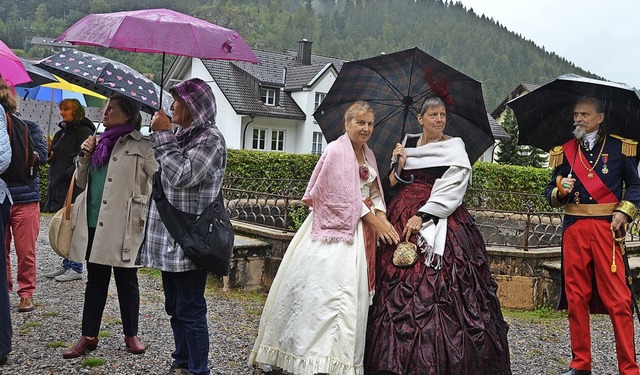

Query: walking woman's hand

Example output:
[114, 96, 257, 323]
[376, 212, 400, 245]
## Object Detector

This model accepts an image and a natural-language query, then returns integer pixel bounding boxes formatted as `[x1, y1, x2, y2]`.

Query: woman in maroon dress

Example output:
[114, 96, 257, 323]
[364, 96, 511, 375]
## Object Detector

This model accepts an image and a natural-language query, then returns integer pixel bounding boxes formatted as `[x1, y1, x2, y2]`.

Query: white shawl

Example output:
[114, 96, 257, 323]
[401, 135, 471, 268]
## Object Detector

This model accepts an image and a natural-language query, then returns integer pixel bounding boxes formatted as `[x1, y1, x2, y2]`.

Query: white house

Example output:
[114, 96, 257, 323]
[163, 40, 346, 155]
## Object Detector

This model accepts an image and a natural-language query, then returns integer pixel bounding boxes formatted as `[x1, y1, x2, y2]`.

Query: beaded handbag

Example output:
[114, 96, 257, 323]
[392, 241, 419, 267]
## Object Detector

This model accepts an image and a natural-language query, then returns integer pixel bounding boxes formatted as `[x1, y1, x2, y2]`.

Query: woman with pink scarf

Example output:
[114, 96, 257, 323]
[250, 101, 400, 375]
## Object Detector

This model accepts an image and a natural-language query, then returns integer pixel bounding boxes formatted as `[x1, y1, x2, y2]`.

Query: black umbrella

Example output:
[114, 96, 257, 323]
[17, 58, 58, 88]
[37, 49, 172, 115]
[314, 47, 494, 179]
[507, 73, 640, 151]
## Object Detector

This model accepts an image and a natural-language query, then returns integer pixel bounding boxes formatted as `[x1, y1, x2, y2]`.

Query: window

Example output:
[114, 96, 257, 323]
[314, 92, 326, 110]
[252, 128, 267, 150]
[271, 130, 286, 151]
[260, 87, 277, 106]
[312, 132, 324, 155]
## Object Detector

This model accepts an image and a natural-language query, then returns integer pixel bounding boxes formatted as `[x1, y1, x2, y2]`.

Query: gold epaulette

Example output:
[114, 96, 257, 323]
[610, 134, 638, 157]
[548, 145, 564, 169]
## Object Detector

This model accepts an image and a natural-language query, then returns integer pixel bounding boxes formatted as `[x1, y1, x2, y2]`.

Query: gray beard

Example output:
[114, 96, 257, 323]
[572, 126, 586, 140]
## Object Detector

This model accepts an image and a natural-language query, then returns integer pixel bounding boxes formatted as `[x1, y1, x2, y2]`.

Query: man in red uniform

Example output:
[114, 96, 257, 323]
[546, 97, 640, 375]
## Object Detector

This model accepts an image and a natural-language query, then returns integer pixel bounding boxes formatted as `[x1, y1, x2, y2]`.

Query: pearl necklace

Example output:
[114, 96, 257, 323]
[418, 132, 444, 146]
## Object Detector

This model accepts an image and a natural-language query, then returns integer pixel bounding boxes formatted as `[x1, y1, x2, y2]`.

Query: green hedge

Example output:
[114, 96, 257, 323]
[37, 152, 555, 216]
[469, 162, 552, 194]
[225, 149, 320, 179]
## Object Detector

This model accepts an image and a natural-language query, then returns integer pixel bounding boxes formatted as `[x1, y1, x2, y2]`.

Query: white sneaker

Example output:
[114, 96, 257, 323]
[55, 269, 82, 282]
[45, 265, 67, 278]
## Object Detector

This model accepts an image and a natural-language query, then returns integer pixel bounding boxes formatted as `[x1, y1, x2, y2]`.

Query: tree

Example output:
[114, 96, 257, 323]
[495, 107, 547, 167]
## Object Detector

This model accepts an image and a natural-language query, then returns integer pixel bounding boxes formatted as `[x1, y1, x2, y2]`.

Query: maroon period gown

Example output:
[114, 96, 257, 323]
[365, 167, 511, 375]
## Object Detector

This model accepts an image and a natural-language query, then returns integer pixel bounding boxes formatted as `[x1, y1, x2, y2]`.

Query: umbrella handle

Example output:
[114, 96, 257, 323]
[394, 162, 414, 184]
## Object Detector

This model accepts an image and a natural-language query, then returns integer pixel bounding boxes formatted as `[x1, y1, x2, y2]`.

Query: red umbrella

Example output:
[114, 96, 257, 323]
[0, 39, 31, 87]
[55, 8, 259, 107]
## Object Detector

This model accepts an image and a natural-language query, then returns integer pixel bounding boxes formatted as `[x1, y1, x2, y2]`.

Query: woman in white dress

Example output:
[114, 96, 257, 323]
[249, 101, 400, 375]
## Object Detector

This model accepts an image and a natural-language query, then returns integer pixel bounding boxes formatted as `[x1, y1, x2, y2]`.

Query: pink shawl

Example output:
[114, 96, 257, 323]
[302, 133, 381, 243]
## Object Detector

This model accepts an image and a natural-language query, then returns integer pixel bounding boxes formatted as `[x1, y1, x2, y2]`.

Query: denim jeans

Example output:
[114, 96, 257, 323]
[162, 269, 210, 375]
[62, 258, 83, 273]
[0, 199, 12, 358]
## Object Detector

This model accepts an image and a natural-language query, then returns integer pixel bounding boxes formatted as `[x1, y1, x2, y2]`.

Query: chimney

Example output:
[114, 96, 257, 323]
[297, 39, 312, 65]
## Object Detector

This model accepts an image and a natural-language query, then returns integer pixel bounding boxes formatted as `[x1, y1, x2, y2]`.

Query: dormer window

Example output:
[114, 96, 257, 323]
[260, 87, 277, 106]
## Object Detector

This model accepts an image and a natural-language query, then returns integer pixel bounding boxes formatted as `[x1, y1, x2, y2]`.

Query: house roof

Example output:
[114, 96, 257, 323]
[487, 113, 511, 141]
[490, 82, 541, 118]
[200, 48, 346, 120]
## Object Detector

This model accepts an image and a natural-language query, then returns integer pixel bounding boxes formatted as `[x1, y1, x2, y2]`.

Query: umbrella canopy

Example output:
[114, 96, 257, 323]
[15, 75, 107, 133]
[16, 76, 107, 107]
[0, 39, 30, 87]
[507, 73, 640, 151]
[314, 47, 494, 177]
[55, 8, 259, 62]
[18, 58, 58, 88]
[37, 49, 172, 115]
[55, 8, 259, 107]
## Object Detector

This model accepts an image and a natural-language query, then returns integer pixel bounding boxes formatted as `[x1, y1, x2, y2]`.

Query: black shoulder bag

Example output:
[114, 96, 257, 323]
[151, 169, 234, 276]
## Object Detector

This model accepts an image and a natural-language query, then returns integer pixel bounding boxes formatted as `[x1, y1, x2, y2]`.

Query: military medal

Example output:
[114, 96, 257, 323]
[602, 154, 609, 174]
[578, 137, 606, 179]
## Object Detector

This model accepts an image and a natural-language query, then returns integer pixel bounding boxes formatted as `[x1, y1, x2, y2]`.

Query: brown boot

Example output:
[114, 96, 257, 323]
[18, 297, 35, 312]
[63, 336, 99, 359]
[124, 336, 145, 354]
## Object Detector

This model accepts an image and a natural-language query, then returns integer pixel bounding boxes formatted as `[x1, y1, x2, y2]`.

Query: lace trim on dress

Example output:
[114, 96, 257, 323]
[252, 345, 365, 375]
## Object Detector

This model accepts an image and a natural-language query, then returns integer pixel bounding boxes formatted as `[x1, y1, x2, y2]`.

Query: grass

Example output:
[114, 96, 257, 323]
[81, 357, 106, 367]
[205, 275, 267, 305]
[46, 341, 65, 348]
[138, 267, 161, 277]
[97, 331, 111, 339]
[502, 305, 566, 321]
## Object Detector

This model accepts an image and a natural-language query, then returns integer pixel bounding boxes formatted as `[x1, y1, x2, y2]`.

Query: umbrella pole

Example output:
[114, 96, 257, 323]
[394, 105, 415, 184]
[46, 89, 55, 136]
[158, 51, 165, 113]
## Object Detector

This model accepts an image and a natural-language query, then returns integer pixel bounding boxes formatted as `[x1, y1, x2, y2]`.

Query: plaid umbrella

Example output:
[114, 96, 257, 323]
[314, 47, 493, 178]
[37, 49, 172, 115]
[507, 73, 640, 152]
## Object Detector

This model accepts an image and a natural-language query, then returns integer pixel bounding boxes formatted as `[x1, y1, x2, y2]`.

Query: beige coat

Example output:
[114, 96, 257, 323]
[69, 131, 158, 267]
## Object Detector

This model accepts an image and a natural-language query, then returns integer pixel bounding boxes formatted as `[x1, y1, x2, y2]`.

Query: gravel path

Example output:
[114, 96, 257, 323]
[2, 215, 634, 374]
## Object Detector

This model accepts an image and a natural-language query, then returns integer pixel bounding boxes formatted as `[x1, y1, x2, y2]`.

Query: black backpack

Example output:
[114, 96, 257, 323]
[1, 113, 40, 186]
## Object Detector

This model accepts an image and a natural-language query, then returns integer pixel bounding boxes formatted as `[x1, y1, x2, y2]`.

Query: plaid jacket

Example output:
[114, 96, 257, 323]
[138, 122, 227, 272]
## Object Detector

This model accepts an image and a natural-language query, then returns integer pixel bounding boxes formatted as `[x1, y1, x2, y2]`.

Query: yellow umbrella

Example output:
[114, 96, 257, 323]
[43, 75, 107, 101]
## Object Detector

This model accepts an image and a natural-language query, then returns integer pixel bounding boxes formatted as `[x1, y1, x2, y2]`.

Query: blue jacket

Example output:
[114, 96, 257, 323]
[545, 134, 640, 228]
[0, 107, 10, 204]
[7, 118, 48, 204]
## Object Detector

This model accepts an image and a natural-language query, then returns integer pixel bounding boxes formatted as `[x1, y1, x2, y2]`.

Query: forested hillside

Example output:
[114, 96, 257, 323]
[0, 0, 605, 109]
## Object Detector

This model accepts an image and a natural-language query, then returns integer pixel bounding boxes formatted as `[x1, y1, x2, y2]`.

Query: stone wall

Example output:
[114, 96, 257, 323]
[228, 220, 640, 311]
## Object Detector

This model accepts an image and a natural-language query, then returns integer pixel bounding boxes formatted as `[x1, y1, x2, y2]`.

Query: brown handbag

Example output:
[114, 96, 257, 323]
[48, 173, 76, 258]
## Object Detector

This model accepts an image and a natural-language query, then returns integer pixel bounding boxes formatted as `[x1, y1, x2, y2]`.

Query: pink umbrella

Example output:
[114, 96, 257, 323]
[0, 39, 31, 87]
[55, 8, 259, 107]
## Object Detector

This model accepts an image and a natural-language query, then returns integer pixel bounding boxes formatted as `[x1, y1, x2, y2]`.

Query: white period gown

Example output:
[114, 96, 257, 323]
[249, 160, 383, 375]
